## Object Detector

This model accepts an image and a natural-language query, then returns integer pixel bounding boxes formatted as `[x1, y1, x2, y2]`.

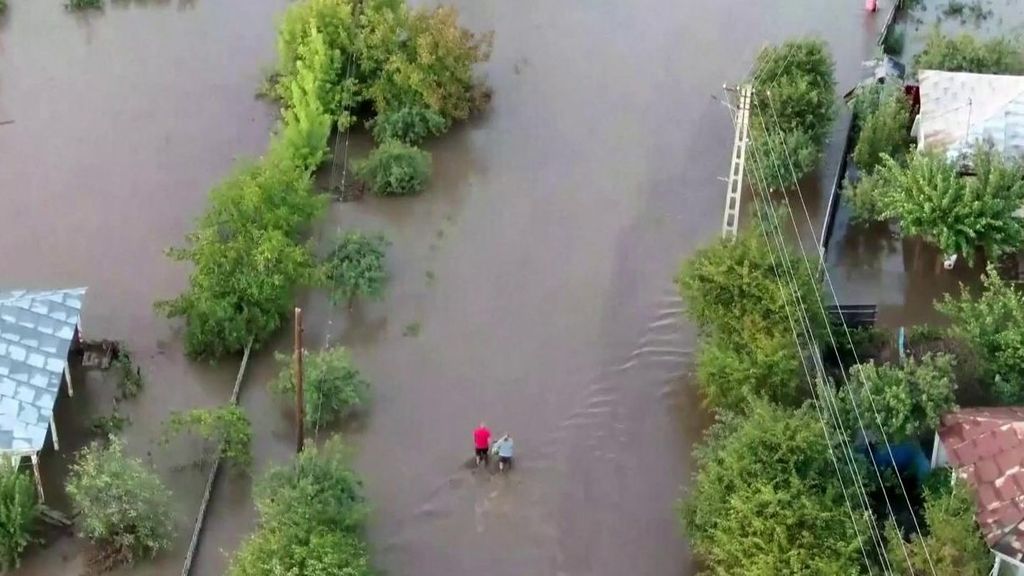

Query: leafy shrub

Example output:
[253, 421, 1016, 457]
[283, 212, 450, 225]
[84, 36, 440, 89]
[939, 264, 1024, 404]
[914, 30, 1024, 74]
[228, 439, 370, 576]
[323, 232, 389, 307]
[371, 105, 448, 145]
[888, 475, 992, 575]
[683, 402, 866, 574]
[163, 405, 253, 468]
[66, 438, 174, 565]
[750, 39, 837, 190]
[270, 24, 334, 173]
[356, 140, 432, 196]
[852, 86, 911, 173]
[842, 353, 957, 441]
[272, 347, 369, 429]
[0, 461, 38, 571]
[849, 148, 1024, 262]
[113, 349, 144, 400]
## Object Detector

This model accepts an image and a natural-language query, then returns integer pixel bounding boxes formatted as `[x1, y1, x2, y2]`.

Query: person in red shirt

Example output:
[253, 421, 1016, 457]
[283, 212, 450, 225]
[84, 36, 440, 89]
[473, 422, 491, 467]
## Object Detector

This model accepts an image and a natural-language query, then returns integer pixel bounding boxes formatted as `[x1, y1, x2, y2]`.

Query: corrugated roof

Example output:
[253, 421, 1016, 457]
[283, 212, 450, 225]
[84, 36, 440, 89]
[938, 407, 1024, 560]
[0, 288, 86, 454]
[918, 70, 1024, 160]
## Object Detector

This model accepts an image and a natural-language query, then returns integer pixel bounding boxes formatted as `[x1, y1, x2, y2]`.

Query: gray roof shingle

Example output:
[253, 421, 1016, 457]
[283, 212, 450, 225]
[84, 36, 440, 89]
[0, 288, 86, 454]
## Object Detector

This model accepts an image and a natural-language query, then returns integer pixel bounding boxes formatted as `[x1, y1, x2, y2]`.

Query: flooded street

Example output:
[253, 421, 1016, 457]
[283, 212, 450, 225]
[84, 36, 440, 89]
[1, 0, 881, 575]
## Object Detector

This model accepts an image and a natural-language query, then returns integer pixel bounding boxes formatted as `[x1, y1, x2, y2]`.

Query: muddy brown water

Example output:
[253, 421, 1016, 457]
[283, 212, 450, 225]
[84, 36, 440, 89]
[3, 1, 885, 575]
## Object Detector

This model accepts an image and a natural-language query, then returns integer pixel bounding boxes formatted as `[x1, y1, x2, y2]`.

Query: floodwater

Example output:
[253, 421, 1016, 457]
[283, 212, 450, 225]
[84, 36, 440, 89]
[1, 0, 884, 575]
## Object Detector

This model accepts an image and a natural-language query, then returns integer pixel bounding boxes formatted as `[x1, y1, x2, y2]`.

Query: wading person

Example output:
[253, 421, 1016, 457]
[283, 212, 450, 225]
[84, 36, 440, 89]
[474, 422, 491, 468]
[494, 433, 514, 472]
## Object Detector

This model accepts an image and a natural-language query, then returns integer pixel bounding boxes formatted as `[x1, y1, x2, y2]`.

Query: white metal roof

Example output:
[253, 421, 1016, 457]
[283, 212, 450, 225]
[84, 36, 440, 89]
[0, 288, 85, 454]
[917, 70, 1024, 160]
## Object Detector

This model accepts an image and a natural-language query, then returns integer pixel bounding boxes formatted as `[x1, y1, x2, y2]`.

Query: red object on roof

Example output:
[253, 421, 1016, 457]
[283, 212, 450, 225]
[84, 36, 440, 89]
[938, 407, 1024, 559]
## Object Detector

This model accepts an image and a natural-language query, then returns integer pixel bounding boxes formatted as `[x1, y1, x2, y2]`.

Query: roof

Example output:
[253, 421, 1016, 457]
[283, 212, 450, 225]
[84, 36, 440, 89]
[938, 407, 1024, 560]
[917, 70, 1024, 160]
[0, 288, 86, 454]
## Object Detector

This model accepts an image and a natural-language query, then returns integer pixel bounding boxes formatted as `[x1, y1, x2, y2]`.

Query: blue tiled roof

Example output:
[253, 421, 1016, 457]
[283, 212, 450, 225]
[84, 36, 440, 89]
[0, 288, 86, 454]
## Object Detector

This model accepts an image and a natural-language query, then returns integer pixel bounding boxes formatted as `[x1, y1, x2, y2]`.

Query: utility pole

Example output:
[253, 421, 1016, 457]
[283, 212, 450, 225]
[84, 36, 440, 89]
[294, 307, 305, 454]
[721, 84, 753, 241]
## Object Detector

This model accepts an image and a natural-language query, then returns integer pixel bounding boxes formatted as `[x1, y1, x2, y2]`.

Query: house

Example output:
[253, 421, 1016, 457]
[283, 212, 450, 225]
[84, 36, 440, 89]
[0, 288, 86, 500]
[932, 407, 1024, 575]
[916, 70, 1024, 161]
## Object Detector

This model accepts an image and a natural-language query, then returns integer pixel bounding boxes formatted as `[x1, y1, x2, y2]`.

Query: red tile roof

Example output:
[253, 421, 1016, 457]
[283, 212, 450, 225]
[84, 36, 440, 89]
[938, 407, 1024, 559]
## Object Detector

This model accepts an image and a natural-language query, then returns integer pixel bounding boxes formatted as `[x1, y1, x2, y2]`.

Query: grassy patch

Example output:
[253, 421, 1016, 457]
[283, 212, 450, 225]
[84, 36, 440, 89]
[402, 322, 421, 337]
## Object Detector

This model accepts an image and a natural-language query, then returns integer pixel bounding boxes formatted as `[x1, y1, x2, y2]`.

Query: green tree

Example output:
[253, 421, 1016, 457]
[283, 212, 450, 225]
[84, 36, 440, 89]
[160, 226, 316, 359]
[356, 140, 432, 196]
[914, 29, 1024, 74]
[887, 476, 992, 575]
[696, 331, 805, 413]
[323, 232, 389, 307]
[852, 149, 1024, 262]
[842, 353, 957, 442]
[272, 347, 369, 430]
[163, 405, 253, 468]
[939, 264, 1024, 403]
[0, 461, 38, 571]
[750, 39, 837, 190]
[271, 24, 335, 173]
[358, 2, 492, 124]
[228, 439, 370, 576]
[853, 86, 911, 173]
[683, 402, 866, 575]
[66, 438, 174, 565]
[676, 222, 827, 342]
[275, 0, 358, 121]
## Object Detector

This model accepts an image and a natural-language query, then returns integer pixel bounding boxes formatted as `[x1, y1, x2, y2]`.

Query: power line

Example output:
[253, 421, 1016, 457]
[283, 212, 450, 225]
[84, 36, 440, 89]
[754, 91, 938, 576]
[742, 129, 893, 574]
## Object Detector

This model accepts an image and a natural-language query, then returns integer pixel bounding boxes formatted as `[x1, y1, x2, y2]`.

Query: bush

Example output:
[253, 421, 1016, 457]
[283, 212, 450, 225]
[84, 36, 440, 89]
[939, 264, 1024, 403]
[272, 347, 369, 429]
[750, 39, 837, 190]
[852, 86, 911, 173]
[228, 439, 370, 576]
[683, 402, 866, 574]
[842, 353, 957, 442]
[163, 405, 253, 468]
[888, 476, 992, 575]
[0, 462, 38, 571]
[914, 29, 1024, 74]
[356, 140, 432, 196]
[65, 0, 102, 10]
[323, 232, 389, 307]
[66, 438, 174, 565]
[371, 105, 448, 145]
[850, 148, 1024, 262]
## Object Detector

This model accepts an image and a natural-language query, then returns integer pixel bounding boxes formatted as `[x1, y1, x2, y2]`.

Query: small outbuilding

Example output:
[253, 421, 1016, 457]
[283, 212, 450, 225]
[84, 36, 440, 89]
[916, 70, 1024, 161]
[0, 288, 86, 499]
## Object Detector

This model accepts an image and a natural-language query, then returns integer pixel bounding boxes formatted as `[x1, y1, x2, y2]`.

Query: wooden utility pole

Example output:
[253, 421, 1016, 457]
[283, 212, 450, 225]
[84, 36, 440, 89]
[294, 307, 305, 454]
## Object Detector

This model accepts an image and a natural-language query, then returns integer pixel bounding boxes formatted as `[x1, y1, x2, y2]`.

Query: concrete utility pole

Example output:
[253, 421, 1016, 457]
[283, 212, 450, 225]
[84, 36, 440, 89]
[294, 307, 305, 454]
[721, 84, 753, 241]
